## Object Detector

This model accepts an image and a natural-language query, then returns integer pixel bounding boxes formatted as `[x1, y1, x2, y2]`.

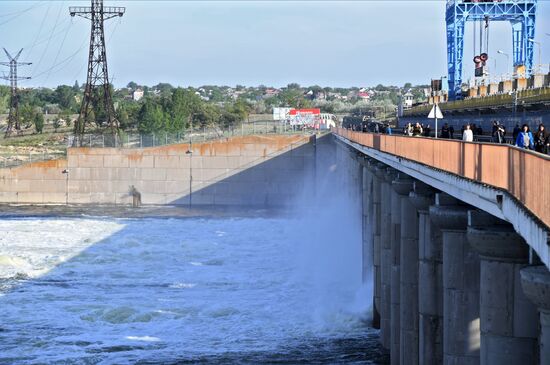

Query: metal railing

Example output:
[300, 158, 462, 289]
[0, 121, 316, 168]
[67, 121, 318, 149]
[334, 127, 550, 230]
[0, 150, 66, 169]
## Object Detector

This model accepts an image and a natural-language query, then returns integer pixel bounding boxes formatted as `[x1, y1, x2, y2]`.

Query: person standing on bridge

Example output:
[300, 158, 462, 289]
[462, 124, 474, 142]
[412, 123, 423, 137]
[513, 123, 522, 142]
[441, 123, 451, 138]
[534, 124, 549, 154]
[492, 121, 506, 144]
[515, 124, 534, 150]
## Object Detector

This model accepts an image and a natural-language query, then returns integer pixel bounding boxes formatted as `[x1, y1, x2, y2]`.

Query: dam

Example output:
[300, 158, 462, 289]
[0, 130, 549, 364]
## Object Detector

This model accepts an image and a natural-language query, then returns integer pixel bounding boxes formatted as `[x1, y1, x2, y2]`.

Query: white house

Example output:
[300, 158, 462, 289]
[133, 89, 144, 101]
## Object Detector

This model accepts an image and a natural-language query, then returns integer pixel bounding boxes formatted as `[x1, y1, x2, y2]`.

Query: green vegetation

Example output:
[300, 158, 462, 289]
[0, 82, 429, 139]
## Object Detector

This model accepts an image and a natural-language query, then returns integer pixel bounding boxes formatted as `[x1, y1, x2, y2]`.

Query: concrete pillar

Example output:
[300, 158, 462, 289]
[379, 167, 397, 349]
[468, 211, 539, 365]
[393, 175, 417, 365]
[371, 164, 384, 330]
[414, 183, 444, 365]
[430, 195, 479, 365]
[521, 265, 550, 365]
[362, 161, 374, 285]
[387, 172, 412, 365]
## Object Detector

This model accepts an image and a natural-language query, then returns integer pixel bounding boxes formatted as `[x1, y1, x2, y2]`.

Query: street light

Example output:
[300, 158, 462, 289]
[528, 39, 541, 74]
[497, 50, 510, 78]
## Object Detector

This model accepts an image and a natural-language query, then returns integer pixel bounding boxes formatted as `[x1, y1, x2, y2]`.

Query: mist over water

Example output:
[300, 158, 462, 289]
[0, 138, 385, 364]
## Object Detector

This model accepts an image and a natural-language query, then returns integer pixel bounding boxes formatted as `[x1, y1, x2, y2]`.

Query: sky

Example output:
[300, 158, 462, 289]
[0, 0, 548, 88]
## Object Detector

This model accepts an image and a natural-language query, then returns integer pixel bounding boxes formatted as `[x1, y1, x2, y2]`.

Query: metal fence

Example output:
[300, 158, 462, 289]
[0, 150, 66, 169]
[67, 121, 314, 148]
[0, 121, 314, 168]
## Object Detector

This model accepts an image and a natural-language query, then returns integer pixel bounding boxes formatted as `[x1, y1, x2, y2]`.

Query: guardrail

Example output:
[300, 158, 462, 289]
[0, 121, 318, 168]
[68, 122, 315, 148]
[334, 127, 550, 230]
[404, 87, 550, 116]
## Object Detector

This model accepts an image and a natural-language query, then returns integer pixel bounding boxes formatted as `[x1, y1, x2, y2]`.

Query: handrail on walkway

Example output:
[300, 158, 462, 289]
[334, 127, 550, 230]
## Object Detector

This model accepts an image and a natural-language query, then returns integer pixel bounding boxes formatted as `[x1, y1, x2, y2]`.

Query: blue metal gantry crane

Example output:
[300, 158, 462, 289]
[446, 0, 537, 100]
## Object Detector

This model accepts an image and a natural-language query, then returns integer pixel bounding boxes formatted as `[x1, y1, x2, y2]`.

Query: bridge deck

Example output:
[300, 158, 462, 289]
[335, 128, 550, 229]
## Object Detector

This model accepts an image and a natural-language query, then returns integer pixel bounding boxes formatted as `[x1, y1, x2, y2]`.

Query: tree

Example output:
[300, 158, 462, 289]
[33, 112, 44, 134]
[55, 85, 75, 110]
[118, 107, 130, 130]
[127, 81, 139, 90]
[170, 88, 202, 132]
[138, 98, 166, 134]
[20, 104, 35, 129]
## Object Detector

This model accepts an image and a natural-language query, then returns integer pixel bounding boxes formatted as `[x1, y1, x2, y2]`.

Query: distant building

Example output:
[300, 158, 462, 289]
[263, 88, 280, 98]
[357, 92, 371, 100]
[403, 91, 414, 109]
[133, 89, 144, 101]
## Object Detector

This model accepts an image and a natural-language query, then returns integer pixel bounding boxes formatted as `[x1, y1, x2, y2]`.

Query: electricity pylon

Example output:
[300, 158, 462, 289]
[69, 0, 125, 144]
[1, 49, 31, 138]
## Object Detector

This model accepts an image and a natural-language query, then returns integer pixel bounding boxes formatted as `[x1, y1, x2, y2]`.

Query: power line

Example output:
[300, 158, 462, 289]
[26, 1, 54, 56]
[43, 21, 74, 84]
[31, 1, 66, 77]
[32, 35, 88, 80]
[0, 1, 47, 26]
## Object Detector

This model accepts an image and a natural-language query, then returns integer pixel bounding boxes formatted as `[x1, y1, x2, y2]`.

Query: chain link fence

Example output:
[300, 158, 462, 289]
[68, 120, 312, 148]
[0, 150, 67, 169]
[1, 120, 314, 168]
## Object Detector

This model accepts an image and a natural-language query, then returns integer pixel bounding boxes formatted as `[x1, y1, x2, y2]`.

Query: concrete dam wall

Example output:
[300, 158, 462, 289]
[0, 135, 317, 206]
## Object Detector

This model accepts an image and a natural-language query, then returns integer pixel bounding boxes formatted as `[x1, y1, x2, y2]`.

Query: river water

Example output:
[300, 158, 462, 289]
[0, 211, 387, 364]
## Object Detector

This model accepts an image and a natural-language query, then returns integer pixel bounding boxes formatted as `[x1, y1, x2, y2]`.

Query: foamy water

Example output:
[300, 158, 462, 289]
[0, 216, 385, 364]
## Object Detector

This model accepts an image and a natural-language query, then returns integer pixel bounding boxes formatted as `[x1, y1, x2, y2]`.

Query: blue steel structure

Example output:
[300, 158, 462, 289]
[446, 0, 537, 100]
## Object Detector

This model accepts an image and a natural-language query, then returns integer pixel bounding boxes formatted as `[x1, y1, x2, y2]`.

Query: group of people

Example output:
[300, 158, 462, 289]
[403, 123, 432, 137]
[510, 123, 549, 153]
[457, 121, 549, 154]
[349, 118, 550, 155]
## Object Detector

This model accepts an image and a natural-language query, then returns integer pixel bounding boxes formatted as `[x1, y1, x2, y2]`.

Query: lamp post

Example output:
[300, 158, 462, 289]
[528, 39, 541, 74]
[497, 50, 510, 79]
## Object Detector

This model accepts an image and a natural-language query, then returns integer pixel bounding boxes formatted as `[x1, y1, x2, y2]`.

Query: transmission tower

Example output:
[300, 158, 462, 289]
[69, 0, 125, 143]
[446, 0, 537, 100]
[1, 49, 31, 138]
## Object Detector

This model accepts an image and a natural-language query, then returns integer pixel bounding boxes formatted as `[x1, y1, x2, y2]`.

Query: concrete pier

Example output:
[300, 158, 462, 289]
[468, 212, 539, 365]
[430, 195, 479, 365]
[413, 184, 444, 365]
[371, 164, 384, 330]
[392, 176, 417, 365]
[361, 161, 374, 285]
[521, 265, 550, 365]
[389, 173, 406, 364]
[379, 168, 397, 349]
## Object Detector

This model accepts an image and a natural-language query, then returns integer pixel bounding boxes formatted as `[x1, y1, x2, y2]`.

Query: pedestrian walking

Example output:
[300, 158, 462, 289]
[441, 123, 450, 139]
[492, 121, 506, 144]
[515, 124, 534, 150]
[513, 123, 522, 142]
[534, 124, 549, 154]
[412, 123, 423, 137]
[462, 124, 474, 142]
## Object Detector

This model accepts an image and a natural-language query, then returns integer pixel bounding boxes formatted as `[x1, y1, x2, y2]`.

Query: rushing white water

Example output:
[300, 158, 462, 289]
[0, 215, 383, 364]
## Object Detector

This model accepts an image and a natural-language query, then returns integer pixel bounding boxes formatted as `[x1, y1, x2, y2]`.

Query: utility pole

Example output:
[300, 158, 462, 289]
[1, 49, 31, 138]
[69, 0, 125, 145]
